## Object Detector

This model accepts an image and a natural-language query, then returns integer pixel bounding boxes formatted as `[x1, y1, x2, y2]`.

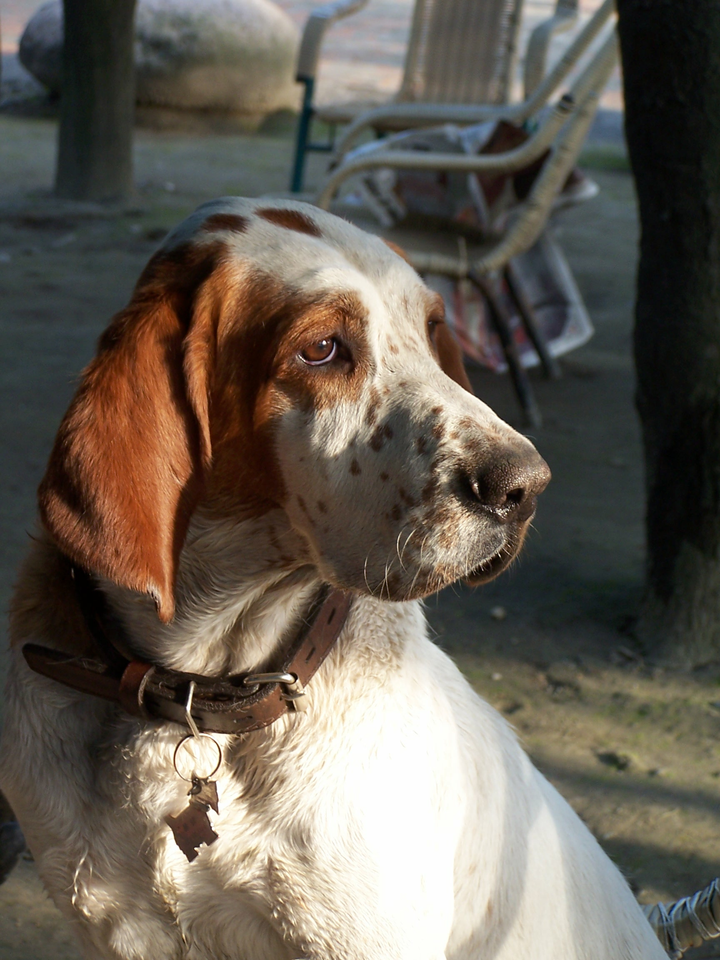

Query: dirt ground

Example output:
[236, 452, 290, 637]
[1, 108, 720, 960]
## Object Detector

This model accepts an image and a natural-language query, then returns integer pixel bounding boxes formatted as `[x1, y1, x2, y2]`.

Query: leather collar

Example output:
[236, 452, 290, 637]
[23, 565, 353, 735]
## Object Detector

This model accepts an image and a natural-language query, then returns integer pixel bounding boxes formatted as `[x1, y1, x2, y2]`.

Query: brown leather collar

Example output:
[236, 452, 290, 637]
[23, 567, 353, 735]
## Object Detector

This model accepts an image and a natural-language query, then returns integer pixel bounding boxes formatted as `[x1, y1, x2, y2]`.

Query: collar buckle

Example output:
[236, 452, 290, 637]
[243, 671, 308, 712]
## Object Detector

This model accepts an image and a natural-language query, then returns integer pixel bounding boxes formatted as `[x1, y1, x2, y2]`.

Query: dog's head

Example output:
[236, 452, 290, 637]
[39, 198, 550, 621]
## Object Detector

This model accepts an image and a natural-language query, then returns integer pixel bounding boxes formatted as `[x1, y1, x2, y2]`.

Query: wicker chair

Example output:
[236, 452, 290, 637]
[313, 2, 617, 426]
[290, 0, 582, 193]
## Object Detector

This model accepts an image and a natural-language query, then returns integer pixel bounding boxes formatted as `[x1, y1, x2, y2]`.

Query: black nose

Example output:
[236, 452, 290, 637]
[464, 448, 551, 523]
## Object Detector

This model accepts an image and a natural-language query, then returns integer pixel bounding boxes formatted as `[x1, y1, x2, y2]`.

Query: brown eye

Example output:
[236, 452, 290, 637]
[300, 338, 337, 366]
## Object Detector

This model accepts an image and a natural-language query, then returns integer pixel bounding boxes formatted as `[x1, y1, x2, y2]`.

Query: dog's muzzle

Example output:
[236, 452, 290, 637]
[460, 444, 551, 584]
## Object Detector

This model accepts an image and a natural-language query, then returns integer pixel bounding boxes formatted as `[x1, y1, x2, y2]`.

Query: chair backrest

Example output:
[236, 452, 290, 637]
[397, 0, 524, 106]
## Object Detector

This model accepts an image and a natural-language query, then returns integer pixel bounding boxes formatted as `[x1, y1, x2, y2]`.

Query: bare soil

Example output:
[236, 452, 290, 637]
[0, 113, 719, 959]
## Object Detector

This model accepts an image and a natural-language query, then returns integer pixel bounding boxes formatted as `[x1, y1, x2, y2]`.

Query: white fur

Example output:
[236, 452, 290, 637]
[0, 199, 665, 960]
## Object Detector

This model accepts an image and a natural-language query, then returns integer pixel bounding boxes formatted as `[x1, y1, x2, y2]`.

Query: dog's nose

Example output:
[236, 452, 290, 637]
[464, 449, 551, 523]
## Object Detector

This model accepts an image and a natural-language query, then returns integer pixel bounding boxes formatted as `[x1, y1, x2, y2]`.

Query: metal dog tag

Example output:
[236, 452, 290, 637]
[189, 775, 219, 813]
[167, 685, 223, 862]
[165, 783, 218, 862]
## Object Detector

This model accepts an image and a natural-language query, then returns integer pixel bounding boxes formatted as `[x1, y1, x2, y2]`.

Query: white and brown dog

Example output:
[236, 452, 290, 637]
[0, 198, 664, 960]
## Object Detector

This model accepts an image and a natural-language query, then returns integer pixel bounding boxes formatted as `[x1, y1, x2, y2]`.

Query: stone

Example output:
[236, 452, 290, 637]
[18, 0, 300, 119]
[18, 1, 62, 94]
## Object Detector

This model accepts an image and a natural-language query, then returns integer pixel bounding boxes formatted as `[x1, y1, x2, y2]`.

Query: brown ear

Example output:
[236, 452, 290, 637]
[435, 322, 474, 394]
[38, 244, 220, 622]
[383, 239, 473, 393]
[382, 238, 413, 264]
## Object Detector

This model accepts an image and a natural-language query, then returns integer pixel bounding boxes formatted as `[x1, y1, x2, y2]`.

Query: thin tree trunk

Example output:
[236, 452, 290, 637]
[616, 0, 720, 666]
[55, 0, 137, 202]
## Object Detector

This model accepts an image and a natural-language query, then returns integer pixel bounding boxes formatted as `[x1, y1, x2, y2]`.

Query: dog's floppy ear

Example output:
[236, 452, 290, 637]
[435, 322, 474, 394]
[382, 238, 411, 263]
[38, 243, 220, 623]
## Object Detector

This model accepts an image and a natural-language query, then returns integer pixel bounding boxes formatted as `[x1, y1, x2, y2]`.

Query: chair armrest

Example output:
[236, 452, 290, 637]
[318, 95, 575, 208]
[316, 31, 617, 215]
[333, 102, 523, 161]
[524, 0, 579, 97]
[296, 0, 371, 81]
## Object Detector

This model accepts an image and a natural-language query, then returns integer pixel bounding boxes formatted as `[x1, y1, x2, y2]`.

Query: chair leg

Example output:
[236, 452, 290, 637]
[503, 262, 562, 380]
[469, 269, 542, 429]
[290, 78, 316, 193]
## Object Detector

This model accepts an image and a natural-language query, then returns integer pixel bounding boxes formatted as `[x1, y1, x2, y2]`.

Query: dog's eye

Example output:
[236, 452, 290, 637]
[300, 338, 337, 366]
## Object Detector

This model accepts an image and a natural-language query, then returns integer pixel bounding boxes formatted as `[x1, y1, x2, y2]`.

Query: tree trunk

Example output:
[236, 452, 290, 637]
[55, 0, 137, 202]
[616, 1, 720, 666]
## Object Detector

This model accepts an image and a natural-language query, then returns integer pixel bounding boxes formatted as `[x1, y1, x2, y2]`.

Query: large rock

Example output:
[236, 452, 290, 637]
[19, 0, 300, 118]
[18, 2, 62, 93]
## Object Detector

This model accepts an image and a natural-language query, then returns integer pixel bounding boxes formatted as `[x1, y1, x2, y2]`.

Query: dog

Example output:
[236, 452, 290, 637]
[0, 198, 665, 960]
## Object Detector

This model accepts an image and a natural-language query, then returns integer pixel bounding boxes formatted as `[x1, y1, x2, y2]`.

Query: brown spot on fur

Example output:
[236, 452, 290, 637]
[202, 213, 249, 234]
[383, 424, 394, 440]
[388, 342, 399, 355]
[437, 527, 456, 551]
[380, 471, 389, 481]
[432, 505, 456, 532]
[386, 571, 404, 596]
[258, 208, 322, 237]
[297, 496, 309, 515]
[350, 459, 361, 475]
[416, 436, 428, 455]
[432, 421, 446, 441]
[317, 500, 328, 513]
[397, 487, 416, 507]
[422, 477, 440, 503]
[390, 504, 402, 522]
[369, 426, 385, 451]
[365, 386, 381, 425]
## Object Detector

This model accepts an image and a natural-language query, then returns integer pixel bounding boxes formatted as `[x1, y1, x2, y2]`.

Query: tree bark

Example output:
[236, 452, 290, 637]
[616, 1, 720, 666]
[55, 0, 137, 202]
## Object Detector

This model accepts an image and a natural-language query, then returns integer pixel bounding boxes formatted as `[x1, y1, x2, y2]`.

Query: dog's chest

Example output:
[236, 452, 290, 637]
[107, 633, 460, 958]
